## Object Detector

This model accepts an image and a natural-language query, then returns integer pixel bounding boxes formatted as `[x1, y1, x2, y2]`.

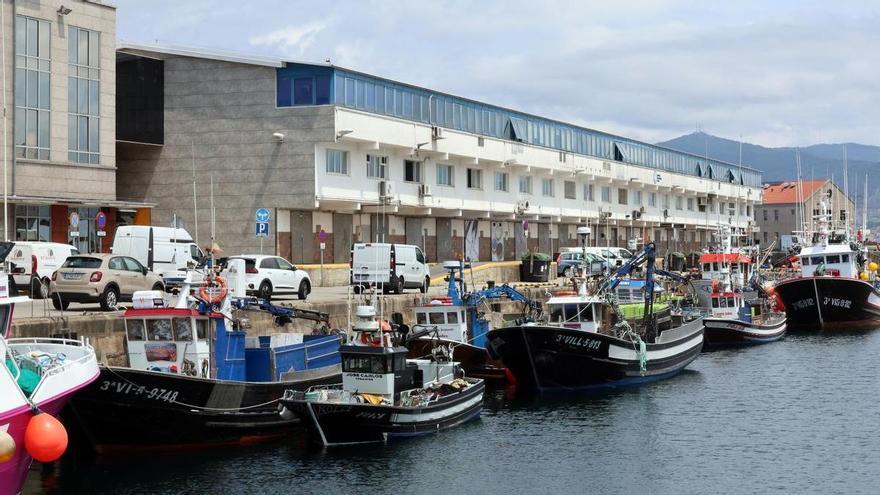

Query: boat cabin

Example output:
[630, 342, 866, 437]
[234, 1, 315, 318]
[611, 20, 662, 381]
[339, 345, 456, 400]
[123, 307, 214, 377]
[700, 253, 751, 288]
[546, 296, 604, 333]
[413, 301, 468, 343]
[799, 244, 858, 278]
[614, 279, 664, 304]
[709, 291, 747, 320]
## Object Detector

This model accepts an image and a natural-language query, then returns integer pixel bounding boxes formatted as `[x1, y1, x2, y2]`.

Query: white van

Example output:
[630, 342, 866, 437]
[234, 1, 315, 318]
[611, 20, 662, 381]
[8, 241, 79, 298]
[350, 243, 429, 294]
[111, 226, 205, 285]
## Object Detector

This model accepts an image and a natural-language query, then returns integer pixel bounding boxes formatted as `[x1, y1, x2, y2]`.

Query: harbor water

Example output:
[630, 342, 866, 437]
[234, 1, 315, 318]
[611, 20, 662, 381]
[24, 328, 880, 494]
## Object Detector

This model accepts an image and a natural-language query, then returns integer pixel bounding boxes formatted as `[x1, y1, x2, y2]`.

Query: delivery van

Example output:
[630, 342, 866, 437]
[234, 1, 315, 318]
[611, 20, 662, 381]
[111, 226, 205, 285]
[350, 243, 430, 294]
[8, 241, 79, 298]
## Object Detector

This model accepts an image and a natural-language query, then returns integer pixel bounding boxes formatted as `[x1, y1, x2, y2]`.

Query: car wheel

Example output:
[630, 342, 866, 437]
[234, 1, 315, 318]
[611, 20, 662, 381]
[31, 276, 48, 299]
[99, 286, 120, 311]
[563, 266, 573, 278]
[52, 296, 69, 311]
[258, 281, 273, 301]
[152, 282, 165, 292]
[394, 276, 404, 294]
[420, 276, 430, 293]
[298, 279, 310, 300]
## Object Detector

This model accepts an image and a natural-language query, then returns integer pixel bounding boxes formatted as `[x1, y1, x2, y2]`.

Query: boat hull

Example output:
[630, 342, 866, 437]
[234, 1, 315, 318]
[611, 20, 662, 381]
[773, 277, 880, 328]
[67, 365, 340, 453]
[282, 379, 484, 446]
[405, 338, 508, 383]
[486, 319, 704, 393]
[703, 315, 787, 348]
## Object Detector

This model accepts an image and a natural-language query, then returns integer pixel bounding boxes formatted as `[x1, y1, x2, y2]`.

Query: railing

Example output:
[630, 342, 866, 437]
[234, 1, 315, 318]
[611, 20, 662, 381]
[6, 337, 96, 397]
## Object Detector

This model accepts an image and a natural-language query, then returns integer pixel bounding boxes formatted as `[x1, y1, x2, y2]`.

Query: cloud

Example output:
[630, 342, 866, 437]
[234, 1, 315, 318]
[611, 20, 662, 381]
[249, 21, 328, 56]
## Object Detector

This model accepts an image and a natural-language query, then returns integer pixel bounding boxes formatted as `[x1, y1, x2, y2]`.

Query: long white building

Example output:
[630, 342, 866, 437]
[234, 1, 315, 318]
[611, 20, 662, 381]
[115, 43, 762, 263]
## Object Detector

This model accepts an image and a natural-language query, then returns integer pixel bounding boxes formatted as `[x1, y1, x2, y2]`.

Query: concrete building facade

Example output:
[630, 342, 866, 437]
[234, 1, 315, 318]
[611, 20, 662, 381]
[115, 43, 763, 263]
[0, 0, 149, 253]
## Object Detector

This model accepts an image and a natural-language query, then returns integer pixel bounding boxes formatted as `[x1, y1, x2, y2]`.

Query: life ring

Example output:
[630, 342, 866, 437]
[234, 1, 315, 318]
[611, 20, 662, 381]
[199, 276, 228, 304]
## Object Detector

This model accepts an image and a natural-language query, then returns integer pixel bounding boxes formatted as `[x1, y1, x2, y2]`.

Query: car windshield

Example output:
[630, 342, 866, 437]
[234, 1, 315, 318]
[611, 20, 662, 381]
[62, 257, 102, 269]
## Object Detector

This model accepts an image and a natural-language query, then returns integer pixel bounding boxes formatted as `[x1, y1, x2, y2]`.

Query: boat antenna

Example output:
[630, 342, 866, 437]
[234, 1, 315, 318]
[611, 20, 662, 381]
[192, 140, 199, 246]
[210, 174, 215, 269]
[1, 0, 8, 242]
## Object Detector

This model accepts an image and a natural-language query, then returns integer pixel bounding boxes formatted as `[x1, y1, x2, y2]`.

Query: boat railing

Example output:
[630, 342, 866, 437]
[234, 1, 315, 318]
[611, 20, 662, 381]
[5, 337, 97, 398]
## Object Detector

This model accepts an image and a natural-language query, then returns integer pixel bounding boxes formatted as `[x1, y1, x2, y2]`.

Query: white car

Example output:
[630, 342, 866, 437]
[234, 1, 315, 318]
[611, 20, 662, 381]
[9, 241, 79, 298]
[224, 255, 311, 300]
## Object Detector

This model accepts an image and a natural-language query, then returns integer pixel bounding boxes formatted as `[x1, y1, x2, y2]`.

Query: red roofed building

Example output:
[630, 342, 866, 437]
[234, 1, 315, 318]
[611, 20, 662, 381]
[754, 179, 855, 251]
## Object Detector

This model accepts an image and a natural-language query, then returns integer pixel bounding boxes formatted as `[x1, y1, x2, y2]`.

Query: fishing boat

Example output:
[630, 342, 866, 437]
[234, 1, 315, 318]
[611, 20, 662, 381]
[0, 241, 99, 495]
[281, 305, 484, 447]
[405, 261, 540, 382]
[487, 238, 704, 393]
[772, 193, 880, 328]
[66, 262, 342, 453]
[702, 276, 786, 348]
[691, 227, 757, 308]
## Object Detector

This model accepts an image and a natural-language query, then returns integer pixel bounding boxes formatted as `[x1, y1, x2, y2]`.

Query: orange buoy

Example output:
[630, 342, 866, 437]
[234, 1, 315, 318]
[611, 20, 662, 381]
[0, 429, 15, 463]
[24, 413, 68, 462]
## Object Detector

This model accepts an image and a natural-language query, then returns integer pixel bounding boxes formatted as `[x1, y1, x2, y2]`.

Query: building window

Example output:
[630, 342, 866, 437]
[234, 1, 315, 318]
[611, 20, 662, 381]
[773, 209, 779, 221]
[14, 16, 51, 161]
[494, 172, 509, 192]
[366, 154, 388, 179]
[564, 181, 576, 199]
[14, 205, 51, 242]
[687, 198, 694, 211]
[675, 196, 683, 210]
[542, 178, 554, 197]
[466, 168, 481, 189]
[662, 194, 670, 209]
[438, 164, 455, 187]
[601, 186, 611, 203]
[277, 72, 331, 106]
[649, 192, 657, 207]
[519, 175, 532, 194]
[617, 188, 628, 205]
[634, 190, 642, 206]
[68, 207, 102, 254]
[404, 160, 422, 183]
[68, 26, 101, 164]
[477, 137, 485, 147]
[326, 149, 349, 174]
[585, 184, 594, 201]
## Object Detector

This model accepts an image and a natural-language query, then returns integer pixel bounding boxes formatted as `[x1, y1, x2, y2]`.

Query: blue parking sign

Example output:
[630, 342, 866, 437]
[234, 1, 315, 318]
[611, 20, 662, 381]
[255, 221, 270, 237]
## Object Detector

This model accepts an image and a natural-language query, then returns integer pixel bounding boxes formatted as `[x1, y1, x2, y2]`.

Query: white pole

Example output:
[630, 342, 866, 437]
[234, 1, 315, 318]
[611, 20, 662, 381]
[1, 0, 8, 241]
[192, 140, 198, 246]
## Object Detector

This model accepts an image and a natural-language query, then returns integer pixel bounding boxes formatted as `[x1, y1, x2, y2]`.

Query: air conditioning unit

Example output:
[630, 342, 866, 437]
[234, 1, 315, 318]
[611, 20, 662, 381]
[639, 206, 646, 213]
[632, 210, 642, 220]
[697, 197, 708, 206]
[419, 184, 432, 197]
[601, 211, 612, 219]
[379, 180, 394, 199]
[431, 126, 444, 140]
[663, 208, 669, 218]
[515, 200, 529, 214]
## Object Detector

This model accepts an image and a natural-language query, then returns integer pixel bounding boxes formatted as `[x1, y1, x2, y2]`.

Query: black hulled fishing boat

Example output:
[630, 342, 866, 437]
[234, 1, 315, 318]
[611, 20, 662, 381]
[67, 264, 342, 453]
[281, 305, 484, 446]
[487, 237, 704, 393]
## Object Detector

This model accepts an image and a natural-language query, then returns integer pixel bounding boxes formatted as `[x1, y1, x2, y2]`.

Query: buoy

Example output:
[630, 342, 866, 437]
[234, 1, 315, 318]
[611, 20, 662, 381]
[0, 429, 15, 463]
[869, 262, 878, 272]
[860, 272, 870, 281]
[24, 413, 68, 462]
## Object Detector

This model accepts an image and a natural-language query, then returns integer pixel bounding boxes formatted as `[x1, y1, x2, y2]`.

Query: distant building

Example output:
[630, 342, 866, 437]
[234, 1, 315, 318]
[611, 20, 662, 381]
[754, 179, 855, 250]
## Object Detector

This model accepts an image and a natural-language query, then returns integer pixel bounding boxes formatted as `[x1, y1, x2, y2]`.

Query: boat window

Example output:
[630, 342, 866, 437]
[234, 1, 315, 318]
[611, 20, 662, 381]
[579, 305, 594, 322]
[393, 354, 406, 371]
[429, 312, 445, 324]
[126, 319, 145, 341]
[563, 304, 579, 321]
[0, 306, 10, 336]
[801, 257, 810, 266]
[173, 318, 193, 341]
[148, 319, 173, 341]
[416, 312, 427, 325]
[713, 262, 719, 271]
[343, 356, 388, 374]
[719, 297, 727, 308]
[731, 264, 739, 272]
[842, 254, 850, 263]
[727, 297, 736, 307]
[703, 263, 710, 272]
[711, 297, 719, 308]
[447, 311, 459, 324]
[549, 305, 563, 323]
[826, 255, 840, 264]
[196, 319, 209, 340]
[811, 256, 824, 265]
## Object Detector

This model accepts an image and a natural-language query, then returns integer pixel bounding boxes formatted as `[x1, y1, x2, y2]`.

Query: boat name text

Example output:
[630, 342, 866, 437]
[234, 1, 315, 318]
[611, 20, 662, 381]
[99, 380, 180, 403]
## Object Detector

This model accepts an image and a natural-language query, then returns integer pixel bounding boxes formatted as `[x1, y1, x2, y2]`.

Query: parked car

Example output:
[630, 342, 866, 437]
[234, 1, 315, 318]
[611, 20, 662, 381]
[111, 226, 206, 286]
[222, 255, 311, 300]
[350, 243, 430, 294]
[8, 241, 79, 298]
[49, 254, 165, 311]
[556, 251, 609, 277]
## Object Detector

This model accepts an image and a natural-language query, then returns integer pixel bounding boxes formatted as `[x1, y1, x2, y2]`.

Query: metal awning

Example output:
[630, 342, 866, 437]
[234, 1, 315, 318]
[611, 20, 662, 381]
[6, 195, 156, 209]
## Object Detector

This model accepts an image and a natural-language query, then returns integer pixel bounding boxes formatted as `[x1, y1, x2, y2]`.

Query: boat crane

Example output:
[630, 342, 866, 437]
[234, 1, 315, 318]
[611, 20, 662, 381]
[232, 297, 332, 329]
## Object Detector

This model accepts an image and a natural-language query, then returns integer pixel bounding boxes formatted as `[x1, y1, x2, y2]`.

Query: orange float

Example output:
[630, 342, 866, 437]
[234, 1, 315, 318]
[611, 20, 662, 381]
[24, 413, 68, 462]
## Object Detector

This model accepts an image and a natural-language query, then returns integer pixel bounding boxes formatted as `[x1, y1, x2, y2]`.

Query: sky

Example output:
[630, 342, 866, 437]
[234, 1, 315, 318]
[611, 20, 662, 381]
[116, 0, 880, 148]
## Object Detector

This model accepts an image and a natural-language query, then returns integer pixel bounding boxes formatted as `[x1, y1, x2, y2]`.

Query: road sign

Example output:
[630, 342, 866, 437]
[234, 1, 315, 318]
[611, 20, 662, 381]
[318, 228, 326, 242]
[95, 211, 107, 230]
[255, 221, 270, 237]
[255, 208, 270, 223]
[319, 242, 326, 251]
[69, 212, 80, 229]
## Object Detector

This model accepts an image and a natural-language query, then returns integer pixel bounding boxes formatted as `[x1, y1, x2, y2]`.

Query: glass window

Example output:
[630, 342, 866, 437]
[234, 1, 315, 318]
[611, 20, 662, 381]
[601, 186, 611, 203]
[14, 204, 50, 241]
[148, 319, 173, 341]
[549, 305, 563, 323]
[173, 318, 193, 341]
[687, 198, 694, 211]
[366, 154, 388, 179]
[123, 257, 144, 272]
[617, 188, 628, 205]
[326, 149, 349, 174]
[801, 257, 810, 266]
[15, 16, 50, 160]
[447, 311, 459, 324]
[519, 175, 532, 194]
[495, 172, 509, 192]
[68, 26, 100, 164]
[811, 256, 824, 265]
[564, 181, 576, 199]
[649, 192, 657, 207]
[126, 319, 145, 341]
[293, 77, 313, 104]
[676, 196, 683, 210]
[315, 75, 331, 104]
[68, 207, 101, 253]
[842, 254, 849, 263]
[429, 312, 445, 324]
[466, 168, 482, 189]
[277, 258, 294, 270]
[196, 320, 209, 340]
[416, 312, 427, 325]
[108, 257, 125, 270]
[826, 255, 840, 264]
[712, 297, 719, 308]
[62, 256, 102, 268]
[542, 178, 554, 197]
[260, 257, 280, 269]
[404, 160, 422, 183]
